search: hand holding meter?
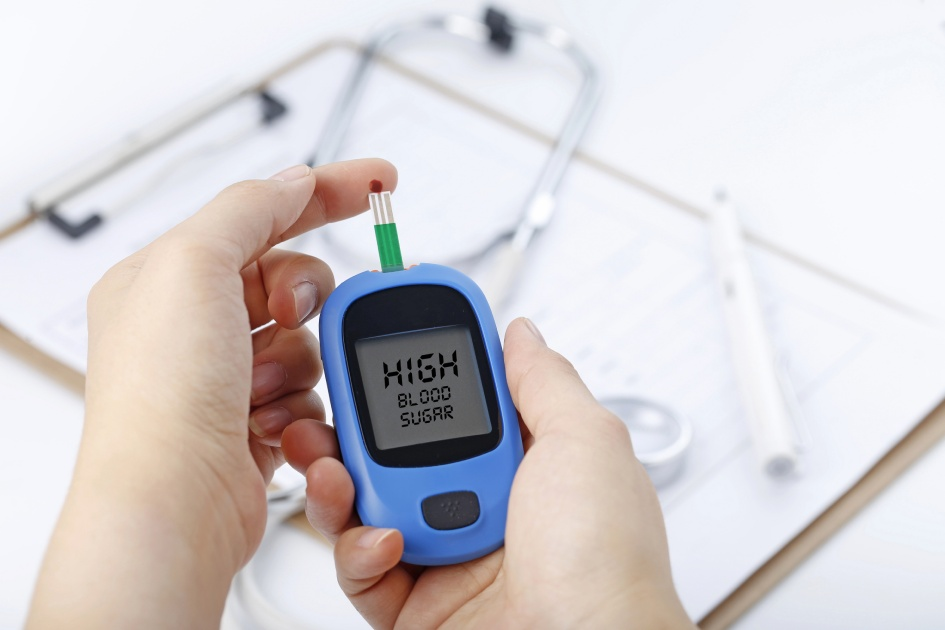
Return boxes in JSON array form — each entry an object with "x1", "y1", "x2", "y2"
[{"x1": 320, "y1": 185, "x2": 523, "y2": 565}]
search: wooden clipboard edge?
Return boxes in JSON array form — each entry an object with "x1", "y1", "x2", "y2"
[
  {"x1": 0, "y1": 212, "x2": 37, "y2": 241},
  {"x1": 699, "y1": 397, "x2": 945, "y2": 628}
]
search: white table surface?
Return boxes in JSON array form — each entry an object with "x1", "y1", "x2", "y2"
[{"x1": 3, "y1": 1, "x2": 945, "y2": 627}]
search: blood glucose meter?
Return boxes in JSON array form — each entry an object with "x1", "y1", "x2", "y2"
[{"x1": 319, "y1": 186, "x2": 523, "y2": 566}]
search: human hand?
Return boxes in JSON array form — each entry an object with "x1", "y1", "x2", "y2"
[
  {"x1": 283, "y1": 317, "x2": 694, "y2": 629},
  {"x1": 28, "y1": 159, "x2": 396, "y2": 628}
]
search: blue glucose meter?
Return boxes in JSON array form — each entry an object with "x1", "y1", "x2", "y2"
[{"x1": 319, "y1": 189, "x2": 523, "y2": 566}]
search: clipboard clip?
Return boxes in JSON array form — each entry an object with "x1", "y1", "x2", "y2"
[{"x1": 29, "y1": 89, "x2": 289, "y2": 239}]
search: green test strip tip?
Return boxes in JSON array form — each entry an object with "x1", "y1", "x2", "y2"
[
  {"x1": 369, "y1": 191, "x2": 405, "y2": 272},
  {"x1": 375, "y1": 222, "x2": 404, "y2": 272}
]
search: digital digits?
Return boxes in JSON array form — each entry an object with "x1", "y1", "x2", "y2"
[{"x1": 383, "y1": 350, "x2": 458, "y2": 389}]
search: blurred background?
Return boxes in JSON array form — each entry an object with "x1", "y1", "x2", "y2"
[{"x1": 3, "y1": 1, "x2": 945, "y2": 628}]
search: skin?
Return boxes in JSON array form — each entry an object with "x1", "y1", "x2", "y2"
[{"x1": 27, "y1": 159, "x2": 693, "y2": 629}]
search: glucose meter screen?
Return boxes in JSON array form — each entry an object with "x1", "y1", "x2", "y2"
[{"x1": 355, "y1": 325, "x2": 492, "y2": 451}]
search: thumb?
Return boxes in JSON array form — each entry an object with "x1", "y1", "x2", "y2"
[{"x1": 504, "y1": 318, "x2": 621, "y2": 442}]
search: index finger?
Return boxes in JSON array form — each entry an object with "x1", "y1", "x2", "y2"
[
  {"x1": 280, "y1": 158, "x2": 398, "y2": 242},
  {"x1": 169, "y1": 158, "x2": 397, "y2": 270}
]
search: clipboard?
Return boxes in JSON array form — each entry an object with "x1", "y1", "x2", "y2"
[{"x1": 3, "y1": 38, "x2": 945, "y2": 628}]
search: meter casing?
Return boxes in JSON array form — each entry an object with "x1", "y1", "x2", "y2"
[{"x1": 320, "y1": 264, "x2": 523, "y2": 565}]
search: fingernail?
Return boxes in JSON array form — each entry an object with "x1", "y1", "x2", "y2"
[
  {"x1": 292, "y1": 281, "x2": 318, "y2": 324},
  {"x1": 522, "y1": 317, "x2": 545, "y2": 345},
  {"x1": 251, "y1": 362, "x2": 287, "y2": 401},
  {"x1": 269, "y1": 164, "x2": 312, "y2": 182},
  {"x1": 249, "y1": 406, "x2": 292, "y2": 437},
  {"x1": 357, "y1": 528, "x2": 396, "y2": 549}
]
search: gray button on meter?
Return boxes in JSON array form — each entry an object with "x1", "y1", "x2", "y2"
[{"x1": 421, "y1": 491, "x2": 481, "y2": 530}]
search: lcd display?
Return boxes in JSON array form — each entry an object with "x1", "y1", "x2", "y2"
[{"x1": 355, "y1": 325, "x2": 492, "y2": 451}]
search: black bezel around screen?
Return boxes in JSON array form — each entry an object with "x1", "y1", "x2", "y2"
[{"x1": 343, "y1": 284, "x2": 502, "y2": 468}]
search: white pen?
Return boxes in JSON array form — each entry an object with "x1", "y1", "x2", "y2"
[{"x1": 711, "y1": 191, "x2": 799, "y2": 477}]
